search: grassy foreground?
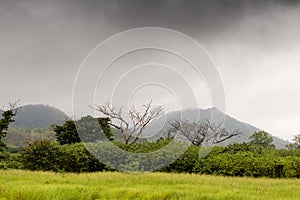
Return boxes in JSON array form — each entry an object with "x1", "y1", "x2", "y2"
[{"x1": 0, "y1": 170, "x2": 300, "y2": 200}]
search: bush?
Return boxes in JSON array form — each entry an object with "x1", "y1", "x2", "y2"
[
  {"x1": 0, "y1": 151, "x2": 22, "y2": 169},
  {"x1": 85, "y1": 139, "x2": 188, "y2": 172},
  {"x1": 161, "y1": 145, "x2": 199, "y2": 173},
  {"x1": 283, "y1": 156, "x2": 300, "y2": 178},
  {"x1": 20, "y1": 140, "x2": 61, "y2": 171},
  {"x1": 194, "y1": 151, "x2": 255, "y2": 176},
  {"x1": 59, "y1": 143, "x2": 105, "y2": 172},
  {"x1": 20, "y1": 140, "x2": 105, "y2": 172},
  {"x1": 16, "y1": 139, "x2": 300, "y2": 177}
]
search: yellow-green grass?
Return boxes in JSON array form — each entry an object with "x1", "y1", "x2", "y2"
[{"x1": 0, "y1": 170, "x2": 299, "y2": 200}]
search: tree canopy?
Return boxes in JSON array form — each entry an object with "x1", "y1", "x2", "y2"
[
  {"x1": 286, "y1": 134, "x2": 300, "y2": 150},
  {"x1": 249, "y1": 131, "x2": 275, "y2": 149},
  {"x1": 53, "y1": 115, "x2": 113, "y2": 145},
  {"x1": 0, "y1": 105, "x2": 17, "y2": 151}
]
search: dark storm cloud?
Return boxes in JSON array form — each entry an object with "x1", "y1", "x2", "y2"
[
  {"x1": 1, "y1": 0, "x2": 300, "y2": 140},
  {"x1": 80, "y1": 0, "x2": 300, "y2": 37},
  {"x1": 1, "y1": 0, "x2": 299, "y2": 48},
  {"x1": 4, "y1": 0, "x2": 296, "y2": 38}
]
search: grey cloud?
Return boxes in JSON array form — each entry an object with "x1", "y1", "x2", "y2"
[{"x1": 1, "y1": 0, "x2": 300, "y2": 140}]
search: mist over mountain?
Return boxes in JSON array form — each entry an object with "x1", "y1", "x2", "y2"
[
  {"x1": 11, "y1": 104, "x2": 69, "y2": 129},
  {"x1": 1, "y1": 104, "x2": 289, "y2": 149},
  {"x1": 143, "y1": 107, "x2": 289, "y2": 149}
]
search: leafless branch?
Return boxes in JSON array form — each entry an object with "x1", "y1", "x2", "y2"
[
  {"x1": 2, "y1": 99, "x2": 20, "y2": 115},
  {"x1": 94, "y1": 100, "x2": 165, "y2": 144},
  {"x1": 169, "y1": 119, "x2": 240, "y2": 146}
]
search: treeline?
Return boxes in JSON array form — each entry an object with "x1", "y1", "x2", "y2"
[
  {"x1": 1, "y1": 139, "x2": 300, "y2": 178},
  {"x1": 3, "y1": 127, "x2": 56, "y2": 150},
  {"x1": 1, "y1": 105, "x2": 300, "y2": 178}
]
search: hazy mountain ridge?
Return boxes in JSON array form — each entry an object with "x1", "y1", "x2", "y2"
[
  {"x1": 1, "y1": 105, "x2": 289, "y2": 149},
  {"x1": 143, "y1": 107, "x2": 289, "y2": 149},
  {"x1": 11, "y1": 104, "x2": 69, "y2": 129}
]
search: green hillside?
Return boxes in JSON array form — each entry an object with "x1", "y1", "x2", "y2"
[
  {"x1": 1, "y1": 104, "x2": 68, "y2": 149},
  {"x1": 11, "y1": 104, "x2": 68, "y2": 129},
  {"x1": 144, "y1": 107, "x2": 289, "y2": 149}
]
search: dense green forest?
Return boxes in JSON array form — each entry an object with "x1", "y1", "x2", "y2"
[
  {"x1": 1, "y1": 138, "x2": 300, "y2": 178},
  {"x1": 1, "y1": 105, "x2": 300, "y2": 178},
  {"x1": 3, "y1": 128, "x2": 56, "y2": 150}
]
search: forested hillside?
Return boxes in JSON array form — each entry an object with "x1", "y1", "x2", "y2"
[
  {"x1": 1, "y1": 104, "x2": 67, "y2": 149},
  {"x1": 11, "y1": 104, "x2": 68, "y2": 129},
  {"x1": 144, "y1": 107, "x2": 289, "y2": 148}
]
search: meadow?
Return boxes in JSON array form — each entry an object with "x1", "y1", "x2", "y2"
[{"x1": 0, "y1": 170, "x2": 300, "y2": 200}]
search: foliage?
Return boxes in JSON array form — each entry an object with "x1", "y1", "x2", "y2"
[
  {"x1": 0, "y1": 108, "x2": 17, "y2": 151},
  {"x1": 222, "y1": 142, "x2": 253, "y2": 153},
  {"x1": 20, "y1": 140, "x2": 105, "y2": 172},
  {"x1": 5, "y1": 133, "x2": 300, "y2": 178},
  {"x1": 193, "y1": 145, "x2": 300, "y2": 178},
  {"x1": 76, "y1": 116, "x2": 114, "y2": 142},
  {"x1": 162, "y1": 145, "x2": 199, "y2": 173},
  {"x1": 85, "y1": 138, "x2": 186, "y2": 172},
  {"x1": 3, "y1": 127, "x2": 55, "y2": 149},
  {"x1": 249, "y1": 131, "x2": 275, "y2": 149},
  {"x1": 58, "y1": 143, "x2": 105, "y2": 172},
  {"x1": 54, "y1": 116, "x2": 114, "y2": 145},
  {"x1": 20, "y1": 140, "x2": 62, "y2": 171},
  {"x1": 54, "y1": 120, "x2": 80, "y2": 145},
  {"x1": 286, "y1": 134, "x2": 300, "y2": 150},
  {"x1": 0, "y1": 151, "x2": 22, "y2": 169}
]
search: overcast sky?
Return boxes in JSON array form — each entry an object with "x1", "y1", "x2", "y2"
[{"x1": 1, "y1": 0, "x2": 300, "y2": 141}]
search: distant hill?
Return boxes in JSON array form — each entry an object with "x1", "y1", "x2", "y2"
[
  {"x1": 3, "y1": 127, "x2": 56, "y2": 149},
  {"x1": 11, "y1": 104, "x2": 69, "y2": 129},
  {"x1": 143, "y1": 107, "x2": 289, "y2": 149},
  {"x1": 1, "y1": 105, "x2": 289, "y2": 149}
]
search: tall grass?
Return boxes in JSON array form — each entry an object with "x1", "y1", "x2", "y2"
[{"x1": 0, "y1": 170, "x2": 299, "y2": 200}]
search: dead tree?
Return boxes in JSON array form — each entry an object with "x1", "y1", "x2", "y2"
[
  {"x1": 169, "y1": 119, "x2": 241, "y2": 146},
  {"x1": 94, "y1": 100, "x2": 165, "y2": 144}
]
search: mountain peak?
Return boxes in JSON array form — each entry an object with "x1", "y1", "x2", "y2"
[
  {"x1": 11, "y1": 104, "x2": 69, "y2": 129},
  {"x1": 145, "y1": 107, "x2": 289, "y2": 149}
]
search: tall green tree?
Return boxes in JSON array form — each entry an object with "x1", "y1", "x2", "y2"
[
  {"x1": 75, "y1": 116, "x2": 114, "y2": 142},
  {"x1": 0, "y1": 106, "x2": 17, "y2": 151},
  {"x1": 249, "y1": 131, "x2": 275, "y2": 149},
  {"x1": 54, "y1": 120, "x2": 80, "y2": 145},
  {"x1": 97, "y1": 117, "x2": 114, "y2": 141},
  {"x1": 54, "y1": 116, "x2": 113, "y2": 145},
  {"x1": 286, "y1": 134, "x2": 300, "y2": 150}
]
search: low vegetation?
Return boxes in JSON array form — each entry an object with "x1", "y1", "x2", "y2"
[
  {"x1": 1, "y1": 139, "x2": 295, "y2": 178},
  {"x1": 1, "y1": 103, "x2": 300, "y2": 199},
  {"x1": 0, "y1": 170, "x2": 300, "y2": 200},
  {"x1": 0, "y1": 104, "x2": 300, "y2": 177}
]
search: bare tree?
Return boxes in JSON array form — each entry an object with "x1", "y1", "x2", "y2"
[
  {"x1": 169, "y1": 119, "x2": 241, "y2": 146},
  {"x1": 94, "y1": 100, "x2": 165, "y2": 144}
]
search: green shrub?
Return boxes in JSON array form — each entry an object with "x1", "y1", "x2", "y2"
[
  {"x1": 161, "y1": 145, "x2": 199, "y2": 173},
  {"x1": 20, "y1": 140, "x2": 61, "y2": 171},
  {"x1": 59, "y1": 143, "x2": 105, "y2": 172},
  {"x1": 0, "y1": 151, "x2": 22, "y2": 169},
  {"x1": 20, "y1": 140, "x2": 105, "y2": 172},
  {"x1": 16, "y1": 139, "x2": 300, "y2": 177}
]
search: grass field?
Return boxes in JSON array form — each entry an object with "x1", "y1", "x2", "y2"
[{"x1": 0, "y1": 170, "x2": 300, "y2": 200}]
